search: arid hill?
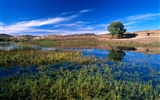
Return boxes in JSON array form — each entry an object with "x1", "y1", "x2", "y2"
[
  {"x1": 134, "y1": 30, "x2": 160, "y2": 36},
  {"x1": 1, "y1": 29, "x2": 159, "y2": 44},
  {"x1": 97, "y1": 29, "x2": 160, "y2": 43}
]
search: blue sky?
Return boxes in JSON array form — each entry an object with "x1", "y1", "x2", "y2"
[{"x1": 0, "y1": 0, "x2": 159, "y2": 36}]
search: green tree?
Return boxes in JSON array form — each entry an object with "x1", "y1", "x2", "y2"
[{"x1": 107, "y1": 21, "x2": 126, "y2": 39}]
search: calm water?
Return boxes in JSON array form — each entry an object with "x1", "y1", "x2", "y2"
[
  {"x1": 0, "y1": 42, "x2": 160, "y2": 77},
  {"x1": 0, "y1": 42, "x2": 19, "y2": 50},
  {"x1": 0, "y1": 42, "x2": 55, "y2": 50},
  {"x1": 65, "y1": 48, "x2": 160, "y2": 70}
]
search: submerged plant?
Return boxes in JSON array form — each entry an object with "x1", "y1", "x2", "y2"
[
  {"x1": 0, "y1": 64, "x2": 159, "y2": 100},
  {"x1": 0, "y1": 46, "x2": 160, "y2": 100}
]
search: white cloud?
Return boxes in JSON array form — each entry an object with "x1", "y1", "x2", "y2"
[
  {"x1": 0, "y1": 22, "x2": 3, "y2": 34},
  {"x1": 54, "y1": 21, "x2": 89, "y2": 28},
  {"x1": 109, "y1": 13, "x2": 160, "y2": 32},
  {"x1": 62, "y1": 9, "x2": 92, "y2": 15},
  {"x1": 123, "y1": 22, "x2": 136, "y2": 26},
  {"x1": 80, "y1": 9, "x2": 93, "y2": 13},
  {"x1": 61, "y1": 9, "x2": 92, "y2": 17},
  {"x1": 55, "y1": 23, "x2": 79, "y2": 27},
  {"x1": 1, "y1": 15, "x2": 76, "y2": 34},
  {"x1": 86, "y1": 26, "x2": 94, "y2": 30},
  {"x1": 96, "y1": 31, "x2": 109, "y2": 34},
  {"x1": 62, "y1": 11, "x2": 74, "y2": 15},
  {"x1": 0, "y1": 9, "x2": 109, "y2": 36},
  {"x1": 76, "y1": 21, "x2": 90, "y2": 24},
  {"x1": 0, "y1": 9, "x2": 94, "y2": 35},
  {"x1": 54, "y1": 22, "x2": 109, "y2": 35},
  {"x1": 54, "y1": 30, "x2": 108, "y2": 35},
  {"x1": 126, "y1": 13, "x2": 160, "y2": 20},
  {"x1": 13, "y1": 17, "x2": 71, "y2": 27}
]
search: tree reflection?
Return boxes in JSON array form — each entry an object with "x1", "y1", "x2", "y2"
[{"x1": 107, "y1": 50, "x2": 126, "y2": 62}]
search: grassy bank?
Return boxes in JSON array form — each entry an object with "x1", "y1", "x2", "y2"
[
  {"x1": 0, "y1": 46, "x2": 92, "y2": 67},
  {"x1": 27, "y1": 39, "x2": 160, "y2": 48}
]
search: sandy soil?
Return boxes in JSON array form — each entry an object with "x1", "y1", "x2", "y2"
[
  {"x1": 46, "y1": 30, "x2": 160, "y2": 44},
  {"x1": 97, "y1": 36, "x2": 160, "y2": 43},
  {"x1": 48, "y1": 30, "x2": 160, "y2": 54},
  {"x1": 96, "y1": 30, "x2": 160, "y2": 43}
]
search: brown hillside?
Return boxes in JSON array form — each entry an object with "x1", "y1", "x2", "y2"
[
  {"x1": 97, "y1": 30, "x2": 160, "y2": 44},
  {"x1": 134, "y1": 30, "x2": 160, "y2": 36}
]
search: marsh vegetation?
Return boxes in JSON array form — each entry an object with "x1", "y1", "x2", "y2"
[
  {"x1": 28, "y1": 39, "x2": 160, "y2": 48},
  {"x1": 0, "y1": 46, "x2": 92, "y2": 67},
  {"x1": 0, "y1": 42, "x2": 160, "y2": 99},
  {"x1": 1, "y1": 64, "x2": 160, "y2": 99}
]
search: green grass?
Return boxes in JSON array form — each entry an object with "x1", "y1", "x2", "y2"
[
  {"x1": 0, "y1": 46, "x2": 160, "y2": 99},
  {"x1": 30, "y1": 39, "x2": 56, "y2": 47},
  {"x1": 27, "y1": 39, "x2": 160, "y2": 48},
  {"x1": 0, "y1": 64, "x2": 159, "y2": 100},
  {"x1": 0, "y1": 46, "x2": 92, "y2": 67}
]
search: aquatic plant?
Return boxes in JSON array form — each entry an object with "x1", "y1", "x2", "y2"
[
  {"x1": 0, "y1": 47, "x2": 92, "y2": 67},
  {"x1": 0, "y1": 64, "x2": 159, "y2": 100},
  {"x1": 0, "y1": 45, "x2": 160, "y2": 100}
]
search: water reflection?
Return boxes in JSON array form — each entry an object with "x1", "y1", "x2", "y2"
[
  {"x1": 0, "y1": 42, "x2": 12, "y2": 47},
  {"x1": 107, "y1": 50, "x2": 126, "y2": 62},
  {"x1": 0, "y1": 42, "x2": 55, "y2": 51},
  {"x1": 117, "y1": 46, "x2": 137, "y2": 51},
  {"x1": 0, "y1": 42, "x2": 17, "y2": 50}
]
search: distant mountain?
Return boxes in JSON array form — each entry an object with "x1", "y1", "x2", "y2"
[
  {"x1": 0, "y1": 34, "x2": 13, "y2": 41},
  {"x1": 9, "y1": 35, "x2": 38, "y2": 41},
  {"x1": 22, "y1": 35, "x2": 37, "y2": 38}
]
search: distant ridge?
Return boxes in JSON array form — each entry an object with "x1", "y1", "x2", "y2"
[
  {"x1": 0, "y1": 34, "x2": 13, "y2": 41},
  {"x1": 21, "y1": 35, "x2": 37, "y2": 38}
]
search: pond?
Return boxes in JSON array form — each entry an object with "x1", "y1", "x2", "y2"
[
  {"x1": 0, "y1": 42, "x2": 55, "y2": 50},
  {"x1": 0, "y1": 42, "x2": 160, "y2": 99},
  {"x1": 65, "y1": 48, "x2": 160, "y2": 70},
  {"x1": 0, "y1": 42, "x2": 160, "y2": 72},
  {"x1": 0, "y1": 42, "x2": 19, "y2": 50}
]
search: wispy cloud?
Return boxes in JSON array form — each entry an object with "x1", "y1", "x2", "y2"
[
  {"x1": 1, "y1": 9, "x2": 93, "y2": 35},
  {"x1": 110, "y1": 13, "x2": 160, "y2": 32},
  {"x1": 62, "y1": 11, "x2": 74, "y2": 15},
  {"x1": 96, "y1": 24, "x2": 109, "y2": 27},
  {"x1": 54, "y1": 21, "x2": 109, "y2": 34},
  {"x1": 62, "y1": 9, "x2": 92, "y2": 15},
  {"x1": 1, "y1": 16, "x2": 73, "y2": 34},
  {"x1": 80, "y1": 9, "x2": 93, "y2": 13},
  {"x1": 123, "y1": 22, "x2": 136, "y2": 26},
  {"x1": 85, "y1": 26, "x2": 94, "y2": 30},
  {"x1": 126, "y1": 13, "x2": 160, "y2": 20},
  {"x1": 13, "y1": 17, "x2": 71, "y2": 27},
  {"x1": 54, "y1": 21, "x2": 89, "y2": 28},
  {"x1": 54, "y1": 30, "x2": 108, "y2": 35}
]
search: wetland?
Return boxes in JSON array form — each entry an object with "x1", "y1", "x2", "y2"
[{"x1": 0, "y1": 41, "x2": 160, "y2": 99}]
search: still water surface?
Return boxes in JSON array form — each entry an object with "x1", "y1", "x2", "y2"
[{"x1": 0, "y1": 42, "x2": 160, "y2": 77}]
